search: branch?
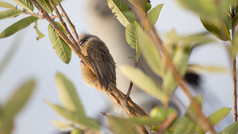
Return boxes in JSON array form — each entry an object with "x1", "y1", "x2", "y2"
[
  {"x1": 126, "y1": 60, "x2": 139, "y2": 99},
  {"x1": 49, "y1": 0, "x2": 78, "y2": 49},
  {"x1": 58, "y1": 3, "x2": 80, "y2": 43},
  {"x1": 231, "y1": 5, "x2": 237, "y2": 122},
  {"x1": 123, "y1": 0, "x2": 216, "y2": 133},
  {"x1": 23, "y1": 10, "x2": 43, "y2": 18},
  {"x1": 30, "y1": 0, "x2": 148, "y2": 118}
]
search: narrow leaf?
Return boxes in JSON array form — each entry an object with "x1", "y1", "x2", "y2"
[
  {"x1": 127, "y1": 116, "x2": 163, "y2": 126},
  {"x1": 208, "y1": 107, "x2": 231, "y2": 126},
  {"x1": 108, "y1": 116, "x2": 139, "y2": 134},
  {"x1": 13, "y1": 0, "x2": 34, "y2": 13},
  {"x1": 187, "y1": 64, "x2": 228, "y2": 74},
  {"x1": 120, "y1": 65, "x2": 168, "y2": 104},
  {"x1": 46, "y1": 102, "x2": 99, "y2": 130},
  {"x1": 107, "y1": 0, "x2": 136, "y2": 27},
  {"x1": 55, "y1": 72, "x2": 85, "y2": 117},
  {"x1": 219, "y1": 122, "x2": 238, "y2": 134},
  {"x1": 34, "y1": 21, "x2": 44, "y2": 40},
  {"x1": 3, "y1": 80, "x2": 35, "y2": 121},
  {"x1": 0, "y1": 9, "x2": 23, "y2": 20},
  {"x1": 36, "y1": 0, "x2": 53, "y2": 13},
  {"x1": 176, "y1": 0, "x2": 217, "y2": 18},
  {"x1": 48, "y1": 23, "x2": 72, "y2": 64},
  {"x1": 0, "y1": 16, "x2": 38, "y2": 38},
  {"x1": 0, "y1": 1, "x2": 15, "y2": 8},
  {"x1": 52, "y1": 120, "x2": 71, "y2": 129},
  {"x1": 135, "y1": 22, "x2": 163, "y2": 77},
  {"x1": 201, "y1": 18, "x2": 230, "y2": 41},
  {"x1": 148, "y1": 4, "x2": 163, "y2": 26}
]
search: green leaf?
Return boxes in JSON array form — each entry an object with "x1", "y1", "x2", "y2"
[
  {"x1": 46, "y1": 101, "x2": 99, "y2": 130},
  {"x1": 163, "y1": 31, "x2": 210, "y2": 93},
  {"x1": 107, "y1": 0, "x2": 137, "y2": 27},
  {"x1": 51, "y1": 120, "x2": 71, "y2": 129},
  {"x1": 176, "y1": 0, "x2": 217, "y2": 18},
  {"x1": 180, "y1": 32, "x2": 214, "y2": 47},
  {"x1": 0, "y1": 34, "x2": 21, "y2": 76},
  {"x1": 125, "y1": 22, "x2": 141, "y2": 62},
  {"x1": 187, "y1": 64, "x2": 228, "y2": 74},
  {"x1": 55, "y1": 72, "x2": 85, "y2": 117},
  {"x1": 0, "y1": 9, "x2": 23, "y2": 20},
  {"x1": 3, "y1": 80, "x2": 35, "y2": 121},
  {"x1": 48, "y1": 23, "x2": 72, "y2": 64},
  {"x1": 127, "y1": 116, "x2": 163, "y2": 126},
  {"x1": 208, "y1": 107, "x2": 231, "y2": 126},
  {"x1": 36, "y1": 0, "x2": 53, "y2": 13},
  {"x1": 148, "y1": 4, "x2": 163, "y2": 26},
  {"x1": 108, "y1": 116, "x2": 139, "y2": 134},
  {"x1": 219, "y1": 122, "x2": 238, "y2": 134},
  {"x1": 232, "y1": 13, "x2": 238, "y2": 28},
  {"x1": 0, "y1": 1, "x2": 15, "y2": 8},
  {"x1": 231, "y1": 29, "x2": 238, "y2": 56},
  {"x1": 172, "y1": 116, "x2": 196, "y2": 134},
  {"x1": 34, "y1": 21, "x2": 45, "y2": 40},
  {"x1": 163, "y1": 46, "x2": 191, "y2": 93},
  {"x1": 0, "y1": 16, "x2": 38, "y2": 38},
  {"x1": 135, "y1": 22, "x2": 164, "y2": 77},
  {"x1": 120, "y1": 65, "x2": 168, "y2": 104},
  {"x1": 201, "y1": 18, "x2": 230, "y2": 41},
  {"x1": 12, "y1": 0, "x2": 34, "y2": 13},
  {"x1": 125, "y1": 23, "x2": 136, "y2": 49}
]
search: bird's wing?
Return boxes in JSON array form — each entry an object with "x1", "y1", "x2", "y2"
[{"x1": 86, "y1": 40, "x2": 115, "y2": 90}]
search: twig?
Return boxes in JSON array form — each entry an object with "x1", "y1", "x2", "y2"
[
  {"x1": 126, "y1": 60, "x2": 139, "y2": 99},
  {"x1": 49, "y1": 0, "x2": 78, "y2": 49},
  {"x1": 23, "y1": 11, "x2": 43, "y2": 18},
  {"x1": 30, "y1": 0, "x2": 148, "y2": 118},
  {"x1": 156, "y1": 111, "x2": 177, "y2": 134},
  {"x1": 123, "y1": 0, "x2": 216, "y2": 133},
  {"x1": 58, "y1": 3, "x2": 80, "y2": 43},
  {"x1": 231, "y1": 5, "x2": 237, "y2": 122}
]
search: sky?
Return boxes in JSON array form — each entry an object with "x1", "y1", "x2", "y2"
[{"x1": 0, "y1": 0, "x2": 235, "y2": 133}]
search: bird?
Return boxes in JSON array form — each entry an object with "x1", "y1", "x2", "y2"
[{"x1": 78, "y1": 34, "x2": 116, "y2": 92}]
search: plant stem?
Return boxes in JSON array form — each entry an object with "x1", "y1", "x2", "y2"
[
  {"x1": 126, "y1": 60, "x2": 139, "y2": 99},
  {"x1": 233, "y1": 58, "x2": 237, "y2": 122},
  {"x1": 231, "y1": 5, "x2": 237, "y2": 122}
]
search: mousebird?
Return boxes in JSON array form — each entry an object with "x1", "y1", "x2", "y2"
[{"x1": 79, "y1": 34, "x2": 116, "y2": 92}]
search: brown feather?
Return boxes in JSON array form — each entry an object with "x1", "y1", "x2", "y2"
[{"x1": 79, "y1": 34, "x2": 116, "y2": 91}]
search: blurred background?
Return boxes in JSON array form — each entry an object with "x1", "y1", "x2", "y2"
[{"x1": 0, "y1": 0, "x2": 234, "y2": 133}]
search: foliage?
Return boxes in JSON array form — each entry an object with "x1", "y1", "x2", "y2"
[{"x1": 0, "y1": 0, "x2": 238, "y2": 134}]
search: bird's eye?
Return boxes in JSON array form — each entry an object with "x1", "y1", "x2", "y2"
[{"x1": 79, "y1": 37, "x2": 89, "y2": 46}]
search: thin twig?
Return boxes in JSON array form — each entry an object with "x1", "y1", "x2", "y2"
[
  {"x1": 23, "y1": 11, "x2": 43, "y2": 18},
  {"x1": 231, "y1": 5, "x2": 237, "y2": 122},
  {"x1": 126, "y1": 60, "x2": 139, "y2": 99},
  {"x1": 49, "y1": 0, "x2": 78, "y2": 49},
  {"x1": 58, "y1": 3, "x2": 80, "y2": 43},
  {"x1": 30, "y1": 0, "x2": 148, "y2": 118},
  {"x1": 123, "y1": 0, "x2": 216, "y2": 133},
  {"x1": 156, "y1": 111, "x2": 177, "y2": 134},
  {"x1": 233, "y1": 58, "x2": 237, "y2": 122}
]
